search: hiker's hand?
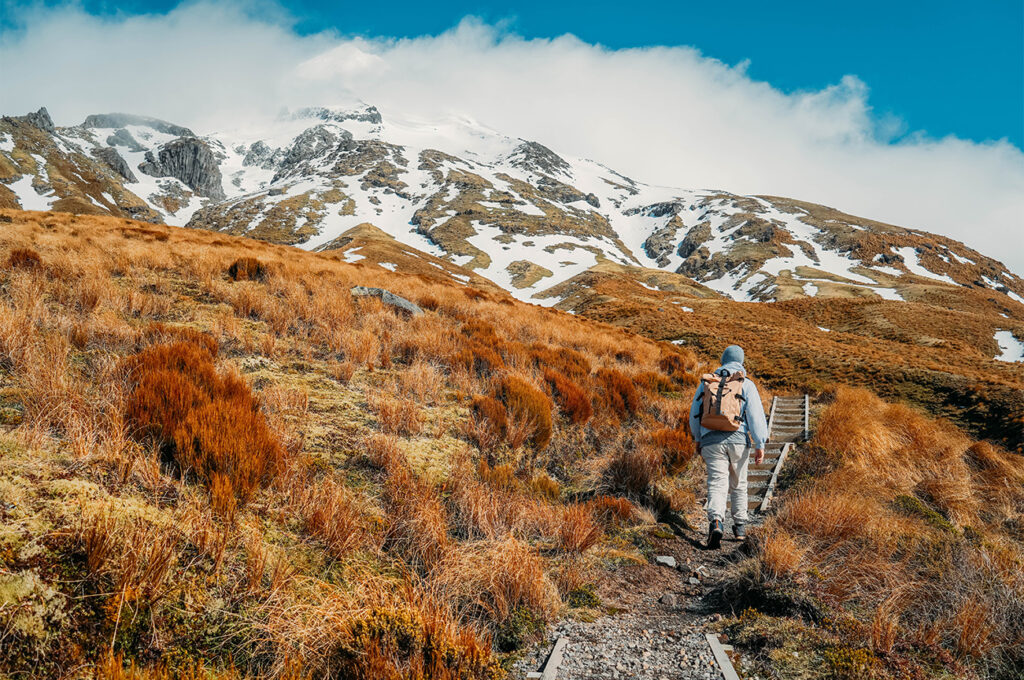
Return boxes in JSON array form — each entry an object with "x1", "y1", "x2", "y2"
[{"x1": 754, "y1": 448, "x2": 764, "y2": 465}]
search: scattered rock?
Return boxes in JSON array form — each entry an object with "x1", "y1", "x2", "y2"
[
  {"x1": 350, "y1": 286, "x2": 423, "y2": 316},
  {"x1": 688, "y1": 577, "x2": 701, "y2": 586},
  {"x1": 659, "y1": 593, "x2": 676, "y2": 606},
  {"x1": 654, "y1": 555, "x2": 676, "y2": 569}
]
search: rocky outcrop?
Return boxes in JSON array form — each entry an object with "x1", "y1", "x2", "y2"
[
  {"x1": 91, "y1": 146, "x2": 137, "y2": 182},
  {"x1": 242, "y1": 141, "x2": 284, "y2": 169},
  {"x1": 106, "y1": 128, "x2": 145, "y2": 152},
  {"x1": 350, "y1": 286, "x2": 422, "y2": 315},
  {"x1": 293, "y1": 105, "x2": 383, "y2": 125},
  {"x1": 82, "y1": 113, "x2": 194, "y2": 137},
  {"x1": 507, "y1": 141, "x2": 572, "y2": 178},
  {"x1": 273, "y1": 125, "x2": 351, "y2": 180},
  {"x1": 138, "y1": 138, "x2": 224, "y2": 199},
  {"x1": 2, "y1": 107, "x2": 56, "y2": 133}
]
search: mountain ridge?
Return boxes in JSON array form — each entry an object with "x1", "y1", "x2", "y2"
[{"x1": 1, "y1": 105, "x2": 1022, "y2": 313}]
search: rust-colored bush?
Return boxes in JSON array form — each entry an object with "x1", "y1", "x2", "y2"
[
  {"x1": 478, "y1": 458, "x2": 516, "y2": 491},
  {"x1": 123, "y1": 340, "x2": 286, "y2": 511},
  {"x1": 144, "y1": 322, "x2": 218, "y2": 356},
  {"x1": 495, "y1": 374, "x2": 553, "y2": 450},
  {"x1": 596, "y1": 367, "x2": 641, "y2": 418},
  {"x1": 604, "y1": 443, "x2": 662, "y2": 495},
  {"x1": 227, "y1": 257, "x2": 267, "y2": 281},
  {"x1": 557, "y1": 504, "x2": 603, "y2": 554},
  {"x1": 633, "y1": 370, "x2": 674, "y2": 394},
  {"x1": 651, "y1": 427, "x2": 694, "y2": 473},
  {"x1": 543, "y1": 367, "x2": 593, "y2": 425},
  {"x1": 469, "y1": 395, "x2": 507, "y2": 451},
  {"x1": 529, "y1": 472, "x2": 560, "y2": 500},
  {"x1": 6, "y1": 247, "x2": 42, "y2": 269},
  {"x1": 530, "y1": 343, "x2": 591, "y2": 379},
  {"x1": 588, "y1": 495, "x2": 636, "y2": 526}
]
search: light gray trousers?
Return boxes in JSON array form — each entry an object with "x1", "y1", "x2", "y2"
[{"x1": 700, "y1": 441, "x2": 750, "y2": 524}]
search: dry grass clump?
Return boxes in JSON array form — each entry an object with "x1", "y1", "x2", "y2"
[
  {"x1": 731, "y1": 387, "x2": 1024, "y2": 679},
  {"x1": 494, "y1": 374, "x2": 552, "y2": 450},
  {"x1": 368, "y1": 392, "x2": 424, "y2": 436},
  {"x1": 604, "y1": 442, "x2": 663, "y2": 496},
  {"x1": 124, "y1": 340, "x2": 286, "y2": 515},
  {"x1": 6, "y1": 246, "x2": 42, "y2": 269},
  {"x1": 542, "y1": 367, "x2": 593, "y2": 425},
  {"x1": 227, "y1": 256, "x2": 267, "y2": 281},
  {"x1": 595, "y1": 367, "x2": 641, "y2": 418}
]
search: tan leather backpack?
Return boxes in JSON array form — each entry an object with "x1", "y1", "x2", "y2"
[{"x1": 699, "y1": 371, "x2": 746, "y2": 431}]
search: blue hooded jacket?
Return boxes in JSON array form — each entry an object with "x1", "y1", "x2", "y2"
[{"x1": 688, "y1": 345, "x2": 769, "y2": 449}]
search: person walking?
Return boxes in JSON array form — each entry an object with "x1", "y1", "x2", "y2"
[{"x1": 688, "y1": 345, "x2": 768, "y2": 549}]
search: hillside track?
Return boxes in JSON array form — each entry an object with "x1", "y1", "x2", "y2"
[{"x1": 515, "y1": 396, "x2": 810, "y2": 680}]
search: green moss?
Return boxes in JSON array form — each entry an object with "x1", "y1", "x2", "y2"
[
  {"x1": 893, "y1": 494, "x2": 957, "y2": 533},
  {"x1": 566, "y1": 583, "x2": 600, "y2": 609},
  {"x1": 822, "y1": 646, "x2": 877, "y2": 679},
  {"x1": 494, "y1": 607, "x2": 545, "y2": 652}
]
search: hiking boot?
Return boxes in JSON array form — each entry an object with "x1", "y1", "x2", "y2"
[
  {"x1": 734, "y1": 523, "x2": 746, "y2": 540},
  {"x1": 707, "y1": 520, "x2": 723, "y2": 549}
]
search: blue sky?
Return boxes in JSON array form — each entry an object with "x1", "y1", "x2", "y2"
[{"x1": 8, "y1": 0, "x2": 1022, "y2": 148}]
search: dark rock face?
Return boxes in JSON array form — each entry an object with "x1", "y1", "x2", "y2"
[
  {"x1": 274, "y1": 125, "x2": 350, "y2": 180},
  {"x1": 3, "y1": 107, "x2": 56, "y2": 133},
  {"x1": 105, "y1": 128, "x2": 145, "y2": 152},
  {"x1": 643, "y1": 214, "x2": 687, "y2": 267},
  {"x1": 82, "y1": 113, "x2": 194, "y2": 137},
  {"x1": 91, "y1": 146, "x2": 137, "y2": 182},
  {"x1": 138, "y1": 137, "x2": 224, "y2": 199},
  {"x1": 242, "y1": 141, "x2": 284, "y2": 169}
]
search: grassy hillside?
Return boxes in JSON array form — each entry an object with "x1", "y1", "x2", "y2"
[
  {"x1": 0, "y1": 209, "x2": 1020, "y2": 680},
  {"x1": 0, "y1": 209, "x2": 713, "y2": 678}
]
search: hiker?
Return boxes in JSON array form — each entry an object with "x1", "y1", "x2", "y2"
[{"x1": 688, "y1": 345, "x2": 768, "y2": 549}]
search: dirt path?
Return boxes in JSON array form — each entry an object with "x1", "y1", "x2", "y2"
[{"x1": 515, "y1": 517, "x2": 756, "y2": 680}]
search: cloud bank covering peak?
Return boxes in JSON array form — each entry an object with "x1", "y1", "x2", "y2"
[{"x1": 2, "y1": 1, "x2": 1022, "y2": 273}]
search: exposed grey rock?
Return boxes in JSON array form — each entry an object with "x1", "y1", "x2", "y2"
[
  {"x1": 654, "y1": 555, "x2": 676, "y2": 569},
  {"x1": 82, "y1": 113, "x2": 194, "y2": 137},
  {"x1": 659, "y1": 593, "x2": 677, "y2": 606},
  {"x1": 292, "y1": 105, "x2": 383, "y2": 125},
  {"x1": 3, "y1": 107, "x2": 56, "y2": 133},
  {"x1": 275, "y1": 125, "x2": 349, "y2": 179},
  {"x1": 585, "y1": 193, "x2": 601, "y2": 209},
  {"x1": 242, "y1": 140, "x2": 285, "y2": 169},
  {"x1": 105, "y1": 128, "x2": 146, "y2": 152},
  {"x1": 138, "y1": 137, "x2": 224, "y2": 199},
  {"x1": 350, "y1": 286, "x2": 423, "y2": 316},
  {"x1": 91, "y1": 146, "x2": 137, "y2": 182},
  {"x1": 688, "y1": 577, "x2": 701, "y2": 586}
]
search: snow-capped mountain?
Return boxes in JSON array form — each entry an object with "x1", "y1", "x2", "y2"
[{"x1": 2, "y1": 105, "x2": 1022, "y2": 308}]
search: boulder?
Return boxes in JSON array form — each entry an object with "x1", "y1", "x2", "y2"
[
  {"x1": 654, "y1": 555, "x2": 676, "y2": 569},
  {"x1": 350, "y1": 286, "x2": 423, "y2": 316}
]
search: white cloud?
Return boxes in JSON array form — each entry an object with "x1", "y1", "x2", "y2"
[{"x1": 1, "y1": 2, "x2": 1022, "y2": 274}]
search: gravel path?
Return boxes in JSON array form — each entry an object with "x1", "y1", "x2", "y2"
[{"x1": 515, "y1": 518, "x2": 755, "y2": 680}]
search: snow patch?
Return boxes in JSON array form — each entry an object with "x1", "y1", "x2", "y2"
[
  {"x1": 994, "y1": 331, "x2": 1024, "y2": 362},
  {"x1": 0, "y1": 134, "x2": 13, "y2": 153},
  {"x1": 378, "y1": 262, "x2": 397, "y2": 272},
  {"x1": 894, "y1": 247, "x2": 958, "y2": 285}
]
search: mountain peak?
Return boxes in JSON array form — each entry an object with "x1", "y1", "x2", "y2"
[{"x1": 81, "y1": 112, "x2": 194, "y2": 138}]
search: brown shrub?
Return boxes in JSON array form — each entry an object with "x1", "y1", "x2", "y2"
[
  {"x1": 6, "y1": 247, "x2": 42, "y2": 269},
  {"x1": 477, "y1": 458, "x2": 516, "y2": 491},
  {"x1": 543, "y1": 367, "x2": 593, "y2": 425},
  {"x1": 227, "y1": 256, "x2": 267, "y2": 281},
  {"x1": 633, "y1": 370, "x2": 674, "y2": 394},
  {"x1": 494, "y1": 374, "x2": 553, "y2": 450},
  {"x1": 530, "y1": 343, "x2": 591, "y2": 379},
  {"x1": 605, "y1": 443, "x2": 662, "y2": 495},
  {"x1": 558, "y1": 504, "x2": 603, "y2": 554},
  {"x1": 468, "y1": 395, "x2": 507, "y2": 451},
  {"x1": 123, "y1": 340, "x2": 286, "y2": 511},
  {"x1": 588, "y1": 495, "x2": 635, "y2": 526},
  {"x1": 651, "y1": 427, "x2": 694, "y2": 473},
  {"x1": 596, "y1": 367, "x2": 641, "y2": 418}
]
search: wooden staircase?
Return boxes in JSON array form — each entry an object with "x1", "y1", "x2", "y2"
[{"x1": 731, "y1": 394, "x2": 808, "y2": 512}]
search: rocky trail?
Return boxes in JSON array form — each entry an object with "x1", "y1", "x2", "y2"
[
  {"x1": 514, "y1": 396, "x2": 809, "y2": 680},
  {"x1": 514, "y1": 519, "x2": 757, "y2": 680}
]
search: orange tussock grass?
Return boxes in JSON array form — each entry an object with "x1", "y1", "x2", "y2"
[
  {"x1": 542, "y1": 367, "x2": 593, "y2": 425},
  {"x1": 369, "y1": 392, "x2": 424, "y2": 436},
  {"x1": 123, "y1": 340, "x2": 287, "y2": 512},
  {"x1": 383, "y1": 465, "x2": 452, "y2": 567},
  {"x1": 434, "y1": 537, "x2": 559, "y2": 631},
  {"x1": 7, "y1": 246, "x2": 42, "y2": 269},
  {"x1": 557, "y1": 504, "x2": 603, "y2": 554},
  {"x1": 588, "y1": 495, "x2": 636, "y2": 526},
  {"x1": 604, "y1": 442, "x2": 663, "y2": 495},
  {"x1": 595, "y1": 367, "x2": 641, "y2": 418},
  {"x1": 651, "y1": 427, "x2": 694, "y2": 473},
  {"x1": 529, "y1": 342, "x2": 591, "y2": 379},
  {"x1": 227, "y1": 256, "x2": 267, "y2": 281},
  {"x1": 494, "y1": 373, "x2": 553, "y2": 450},
  {"x1": 468, "y1": 394, "x2": 507, "y2": 451},
  {"x1": 292, "y1": 477, "x2": 371, "y2": 560}
]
